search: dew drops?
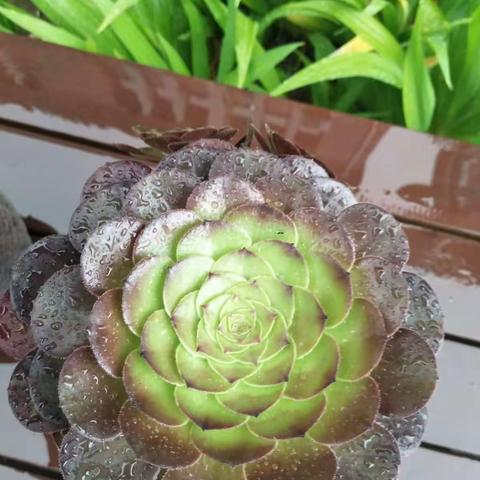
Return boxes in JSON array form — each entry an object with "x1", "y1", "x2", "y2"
[
  {"x1": 187, "y1": 176, "x2": 264, "y2": 221},
  {"x1": 334, "y1": 424, "x2": 400, "y2": 480},
  {"x1": 124, "y1": 169, "x2": 200, "y2": 222},
  {"x1": 28, "y1": 349, "x2": 68, "y2": 427},
  {"x1": 403, "y1": 272, "x2": 444, "y2": 354},
  {"x1": 10, "y1": 235, "x2": 80, "y2": 324},
  {"x1": 70, "y1": 184, "x2": 130, "y2": 252},
  {"x1": 81, "y1": 160, "x2": 152, "y2": 201},
  {"x1": 0, "y1": 291, "x2": 35, "y2": 360},
  {"x1": 377, "y1": 407, "x2": 428, "y2": 457},
  {"x1": 31, "y1": 265, "x2": 95, "y2": 358},
  {"x1": 60, "y1": 427, "x2": 160, "y2": 480},
  {"x1": 156, "y1": 138, "x2": 235, "y2": 179},
  {"x1": 339, "y1": 203, "x2": 409, "y2": 267},
  {"x1": 81, "y1": 218, "x2": 144, "y2": 296}
]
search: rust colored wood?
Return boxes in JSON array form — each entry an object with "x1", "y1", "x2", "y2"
[{"x1": 0, "y1": 34, "x2": 479, "y2": 237}]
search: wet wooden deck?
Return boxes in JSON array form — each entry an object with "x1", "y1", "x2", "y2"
[{"x1": 0, "y1": 33, "x2": 479, "y2": 479}]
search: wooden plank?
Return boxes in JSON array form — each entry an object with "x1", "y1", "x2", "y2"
[
  {"x1": 424, "y1": 341, "x2": 480, "y2": 455},
  {"x1": 0, "y1": 130, "x2": 110, "y2": 231},
  {"x1": 0, "y1": 34, "x2": 479, "y2": 236},
  {"x1": 400, "y1": 449, "x2": 480, "y2": 480},
  {"x1": 0, "y1": 465, "x2": 50, "y2": 479}
]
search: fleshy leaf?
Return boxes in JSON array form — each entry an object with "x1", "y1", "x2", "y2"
[
  {"x1": 246, "y1": 343, "x2": 294, "y2": 386},
  {"x1": 81, "y1": 218, "x2": 144, "y2": 296},
  {"x1": 172, "y1": 291, "x2": 200, "y2": 352},
  {"x1": 123, "y1": 350, "x2": 187, "y2": 426},
  {"x1": 69, "y1": 184, "x2": 128, "y2": 252},
  {"x1": 81, "y1": 160, "x2": 151, "y2": 200},
  {"x1": 28, "y1": 350, "x2": 67, "y2": 427},
  {"x1": 284, "y1": 334, "x2": 338, "y2": 400},
  {"x1": 157, "y1": 137, "x2": 236, "y2": 178},
  {"x1": 328, "y1": 299, "x2": 387, "y2": 380},
  {"x1": 197, "y1": 274, "x2": 245, "y2": 313},
  {"x1": 289, "y1": 287, "x2": 326, "y2": 356},
  {"x1": 175, "y1": 385, "x2": 246, "y2": 429},
  {"x1": 89, "y1": 289, "x2": 139, "y2": 378},
  {"x1": 119, "y1": 402, "x2": 201, "y2": 468},
  {"x1": 209, "y1": 148, "x2": 278, "y2": 182},
  {"x1": 377, "y1": 407, "x2": 428, "y2": 457},
  {"x1": 245, "y1": 437, "x2": 337, "y2": 480},
  {"x1": 372, "y1": 329, "x2": 437, "y2": 417},
  {"x1": 224, "y1": 204, "x2": 296, "y2": 244},
  {"x1": 31, "y1": 265, "x2": 95, "y2": 358},
  {"x1": 8, "y1": 350, "x2": 60, "y2": 433},
  {"x1": 163, "y1": 256, "x2": 214, "y2": 316},
  {"x1": 305, "y1": 252, "x2": 352, "y2": 327},
  {"x1": 217, "y1": 381, "x2": 284, "y2": 416},
  {"x1": 141, "y1": 309, "x2": 182, "y2": 385},
  {"x1": 352, "y1": 257, "x2": 409, "y2": 335},
  {"x1": 0, "y1": 291, "x2": 35, "y2": 361},
  {"x1": 176, "y1": 344, "x2": 230, "y2": 392},
  {"x1": 308, "y1": 377, "x2": 380, "y2": 444},
  {"x1": 59, "y1": 347, "x2": 127, "y2": 439},
  {"x1": 291, "y1": 207, "x2": 354, "y2": 271},
  {"x1": 60, "y1": 427, "x2": 160, "y2": 480},
  {"x1": 255, "y1": 277, "x2": 294, "y2": 324},
  {"x1": 403, "y1": 272, "x2": 444, "y2": 354},
  {"x1": 133, "y1": 209, "x2": 199, "y2": 262},
  {"x1": 124, "y1": 168, "x2": 200, "y2": 222},
  {"x1": 10, "y1": 234, "x2": 79, "y2": 324},
  {"x1": 212, "y1": 249, "x2": 273, "y2": 279},
  {"x1": 313, "y1": 178, "x2": 357, "y2": 217},
  {"x1": 122, "y1": 256, "x2": 173, "y2": 334},
  {"x1": 177, "y1": 221, "x2": 250, "y2": 260},
  {"x1": 163, "y1": 455, "x2": 246, "y2": 480},
  {"x1": 248, "y1": 393, "x2": 326, "y2": 439},
  {"x1": 339, "y1": 203, "x2": 409, "y2": 267},
  {"x1": 334, "y1": 424, "x2": 400, "y2": 480},
  {"x1": 255, "y1": 173, "x2": 325, "y2": 213},
  {"x1": 191, "y1": 423, "x2": 275, "y2": 466},
  {"x1": 249, "y1": 241, "x2": 307, "y2": 287},
  {"x1": 187, "y1": 175, "x2": 264, "y2": 220}
]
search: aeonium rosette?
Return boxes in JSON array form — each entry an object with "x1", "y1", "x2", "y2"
[{"x1": 1, "y1": 126, "x2": 444, "y2": 480}]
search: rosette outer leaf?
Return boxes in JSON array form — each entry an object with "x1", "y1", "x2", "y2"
[{"x1": 4, "y1": 126, "x2": 442, "y2": 480}]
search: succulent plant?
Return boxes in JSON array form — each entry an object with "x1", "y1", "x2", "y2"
[
  {"x1": 0, "y1": 192, "x2": 31, "y2": 292},
  {"x1": 1, "y1": 126, "x2": 444, "y2": 480}
]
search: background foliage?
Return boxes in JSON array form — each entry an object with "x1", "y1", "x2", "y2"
[{"x1": 1, "y1": 0, "x2": 479, "y2": 144}]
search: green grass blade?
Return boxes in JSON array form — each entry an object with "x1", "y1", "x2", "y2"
[
  {"x1": 97, "y1": 0, "x2": 138, "y2": 33},
  {"x1": 428, "y1": 34, "x2": 452, "y2": 89},
  {"x1": 247, "y1": 42, "x2": 303, "y2": 85},
  {"x1": 0, "y1": 5, "x2": 84, "y2": 48},
  {"x1": 235, "y1": 18, "x2": 258, "y2": 87},
  {"x1": 271, "y1": 52, "x2": 403, "y2": 97},
  {"x1": 402, "y1": 22, "x2": 436, "y2": 131},
  {"x1": 91, "y1": 0, "x2": 167, "y2": 68},
  {"x1": 30, "y1": 0, "x2": 129, "y2": 57},
  {"x1": 242, "y1": 0, "x2": 268, "y2": 14},
  {"x1": 217, "y1": 0, "x2": 239, "y2": 83},
  {"x1": 260, "y1": 1, "x2": 404, "y2": 65},
  {"x1": 417, "y1": 0, "x2": 452, "y2": 89},
  {"x1": 183, "y1": 0, "x2": 210, "y2": 78},
  {"x1": 203, "y1": 0, "x2": 280, "y2": 90},
  {"x1": 156, "y1": 33, "x2": 191, "y2": 75}
]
